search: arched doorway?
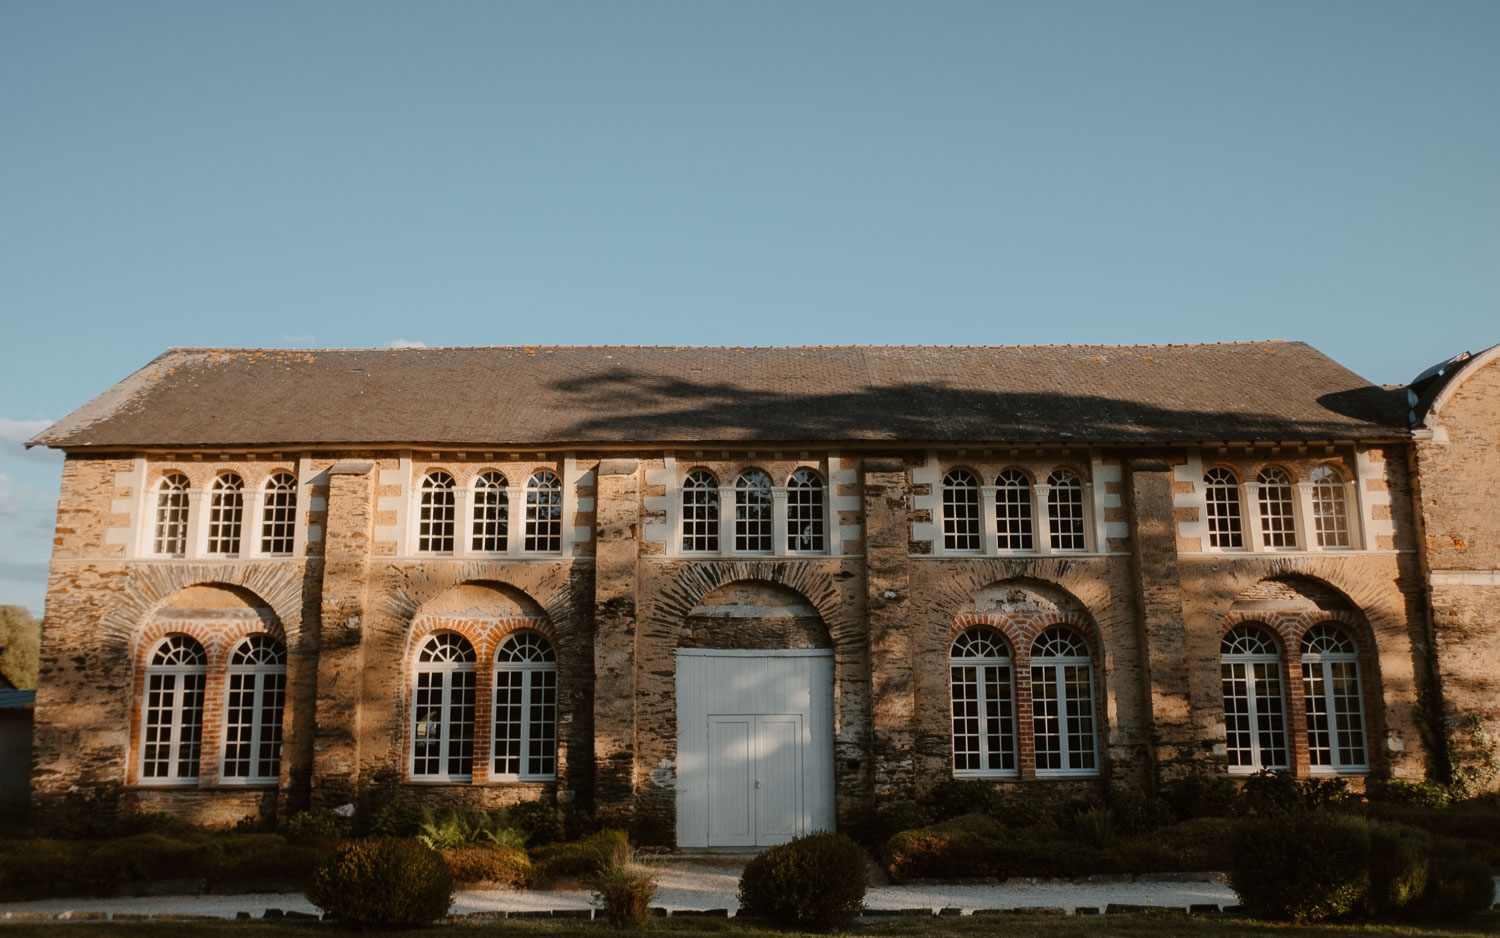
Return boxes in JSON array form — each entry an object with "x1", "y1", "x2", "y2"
[{"x1": 674, "y1": 580, "x2": 834, "y2": 847}]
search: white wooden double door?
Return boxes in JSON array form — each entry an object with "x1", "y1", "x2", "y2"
[{"x1": 675, "y1": 649, "x2": 835, "y2": 848}]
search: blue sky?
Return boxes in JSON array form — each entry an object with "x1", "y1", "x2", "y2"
[{"x1": 1, "y1": 1, "x2": 1496, "y2": 614}]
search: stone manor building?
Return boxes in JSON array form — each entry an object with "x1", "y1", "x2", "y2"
[{"x1": 24, "y1": 342, "x2": 1500, "y2": 845}]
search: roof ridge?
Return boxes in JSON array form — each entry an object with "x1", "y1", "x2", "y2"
[{"x1": 165, "y1": 341, "x2": 1295, "y2": 352}]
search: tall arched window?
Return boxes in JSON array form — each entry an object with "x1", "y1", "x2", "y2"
[
  {"x1": 153, "y1": 473, "x2": 191, "y2": 557},
  {"x1": 995, "y1": 469, "x2": 1034, "y2": 551},
  {"x1": 1031, "y1": 627, "x2": 1097, "y2": 775},
  {"x1": 418, "y1": 471, "x2": 456, "y2": 553},
  {"x1": 1310, "y1": 466, "x2": 1351, "y2": 548},
  {"x1": 786, "y1": 468, "x2": 826, "y2": 552},
  {"x1": 207, "y1": 474, "x2": 245, "y2": 556},
  {"x1": 140, "y1": 635, "x2": 207, "y2": 782},
  {"x1": 493, "y1": 631, "x2": 558, "y2": 780},
  {"x1": 681, "y1": 469, "x2": 719, "y2": 553},
  {"x1": 260, "y1": 473, "x2": 298, "y2": 555},
  {"x1": 222, "y1": 635, "x2": 287, "y2": 784},
  {"x1": 525, "y1": 470, "x2": 563, "y2": 553},
  {"x1": 472, "y1": 471, "x2": 509, "y2": 553},
  {"x1": 1204, "y1": 467, "x2": 1244, "y2": 549},
  {"x1": 1301, "y1": 624, "x2": 1367, "y2": 772},
  {"x1": 950, "y1": 627, "x2": 1016, "y2": 777},
  {"x1": 1046, "y1": 469, "x2": 1087, "y2": 551},
  {"x1": 942, "y1": 469, "x2": 981, "y2": 552},
  {"x1": 411, "y1": 633, "x2": 476, "y2": 780},
  {"x1": 1257, "y1": 467, "x2": 1298, "y2": 549},
  {"x1": 1221, "y1": 624, "x2": 1288, "y2": 772},
  {"x1": 734, "y1": 469, "x2": 773, "y2": 553}
]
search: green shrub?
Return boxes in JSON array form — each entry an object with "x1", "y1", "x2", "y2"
[
  {"x1": 441, "y1": 844, "x2": 532, "y2": 886},
  {"x1": 864, "y1": 803, "x2": 937, "y2": 845},
  {"x1": 369, "y1": 801, "x2": 426, "y2": 838},
  {"x1": 0, "y1": 839, "x2": 87, "y2": 897},
  {"x1": 1164, "y1": 773, "x2": 1240, "y2": 820},
  {"x1": 306, "y1": 838, "x2": 452, "y2": 928},
  {"x1": 882, "y1": 828, "x2": 990, "y2": 883},
  {"x1": 926, "y1": 780, "x2": 998, "y2": 821},
  {"x1": 1366, "y1": 779, "x2": 1453, "y2": 809},
  {"x1": 1107, "y1": 785, "x2": 1175, "y2": 834},
  {"x1": 79, "y1": 832, "x2": 226, "y2": 892},
  {"x1": 739, "y1": 831, "x2": 867, "y2": 931},
  {"x1": 1413, "y1": 844, "x2": 1495, "y2": 920},
  {"x1": 284, "y1": 809, "x2": 341, "y2": 842},
  {"x1": 58, "y1": 811, "x2": 184, "y2": 841},
  {"x1": 215, "y1": 834, "x2": 327, "y2": 884},
  {"x1": 509, "y1": 799, "x2": 564, "y2": 846},
  {"x1": 1366, "y1": 822, "x2": 1430, "y2": 917},
  {"x1": 1229, "y1": 811, "x2": 1371, "y2": 922},
  {"x1": 531, "y1": 828, "x2": 630, "y2": 883},
  {"x1": 416, "y1": 807, "x2": 525, "y2": 851},
  {"x1": 1069, "y1": 805, "x2": 1116, "y2": 847},
  {"x1": 592, "y1": 863, "x2": 657, "y2": 929}
]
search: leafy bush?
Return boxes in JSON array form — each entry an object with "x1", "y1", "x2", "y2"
[
  {"x1": 369, "y1": 801, "x2": 426, "y2": 838},
  {"x1": 0, "y1": 839, "x2": 87, "y2": 897},
  {"x1": 416, "y1": 807, "x2": 525, "y2": 851},
  {"x1": 1366, "y1": 779, "x2": 1453, "y2": 809},
  {"x1": 1069, "y1": 805, "x2": 1116, "y2": 847},
  {"x1": 1366, "y1": 822, "x2": 1430, "y2": 917},
  {"x1": 1230, "y1": 811, "x2": 1371, "y2": 922},
  {"x1": 509, "y1": 799, "x2": 564, "y2": 846},
  {"x1": 1239, "y1": 771, "x2": 1351, "y2": 816},
  {"x1": 927, "y1": 780, "x2": 998, "y2": 821},
  {"x1": 306, "y1": 838, "x2": 452, "y2": 928},
  {"x1": 214, "y1": 834, "x2": 326, "y2": 884},
  {"x1": 1164, "y1": 773, "x2": 1240, "y2": 820},
  {"x1": 440, "y1": 844, "x2": 532, "y2": 886},
  {"x1": 592, "y1": 863, "x2": 657, "y2": 928},
  {"x1": 284, "y1": 809, "x2": 341, "y2": 842},
  {"x1": 883, "y1": 828, "x2": 990, "y2": 883},
  {"x1": 1413, "y1": 844, "x2": 1495, "y2": 920},
  {"x1": 864, "y1": 803, "x2": 937, "y2": 846},
  {"x1": 1106, "y1": 785, "x2": 1175, "y2": 834},
  {"x1": 739, "y1": 831, "x2": 867, "y2": 931},
  {"x1": 531, "y1": 828, "x2": 630, "y2": 884},
  {"x1": 58, "y1": 812, "x2": 184, "y2": 841},
  {"x1": 79, "y1": 832, "x2": 226, "y2": 892}
]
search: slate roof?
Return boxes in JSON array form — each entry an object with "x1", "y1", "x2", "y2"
[{"x1": 29, "y1": 343, "x2": 1407, "y2": 449}]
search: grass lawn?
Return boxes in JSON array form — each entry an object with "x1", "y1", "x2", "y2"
[{"x1": 3, "y1": 914, "x2": 1500, "y2": 938}]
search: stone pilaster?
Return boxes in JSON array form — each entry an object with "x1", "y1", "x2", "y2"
[
  {"x1": 863, "y1": 457, "x2": 915, "y2": 801},
  {"x1": 592, "y1": 458, "x2": 640, "y2": 812},
  {"x1": 309, "y1": 461, "x2": 374, "y2": 809}
]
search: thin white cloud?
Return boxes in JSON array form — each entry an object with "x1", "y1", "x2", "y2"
[
  {"x1": 280, "y1": 333, "x2": 317, "y2": 345},
  {"x1": 387, "y1": 339, "x2": 427, "y2": 349},
  {"x1": 0, "y1": 418, "x2": 52, "y2": 447}
]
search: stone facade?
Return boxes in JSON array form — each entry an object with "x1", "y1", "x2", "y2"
[{"x1": 26, "y1": 344, "x2": 1499, "y2": 842}]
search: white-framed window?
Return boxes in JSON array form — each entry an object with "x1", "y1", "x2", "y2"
[
  {"x1": 153, "y1": 473, "x2": 191, "y2": 557},
  {"x1": 681, "y1": 469, "x2": 720, "y2": 553},
  {"x1": 206, "y1": 474, "x2": 245, "y2": 556},
  {"x1": 1030, "y1": 626, "x2": 1097, "y2": 776},
  {"x1": 221, "y1": 634, "x2": 287, "y2": 784},
  {"x1": 994, "y1": 468, "x2": 1034, "y2": 551},
  {"x1": 786, "y1": 468, "x2": 826, "y2": 552},
  {"x1": 524, "y1": 470, "x2": 563, "y2": 553},
  {"x1": 472, "y1": 471, "x2": 509, "y2": 553},
  {"x1": 1204, "y1": 467, "x2": 1245, "y2": 549},
  {"x1": 140, "y1": 635, "x2": 207, "y2": 783},
  {"x1": 1301, "y1": 624, "x2": 1367, "y2": 773},
  {"x1": 734, "y1": 469, "x2": 773, "y2": 553},
  {"x1": 1310, "y1": 466, "x2": 1351, "y2": 549},
  {"x1": 1257, "y1": 467, "x2": 1298, "y2": 549},
  {"x1": 942, "y1": 469, "x2": 982, "y2": 552},
  {"x1": 950, "y1": 627, "x2": 1016, "y2": 777},
  {"x1": 1221, "y1": 624, "x2": 1288, "y2": 772},
  {"x1": 410, "y1": 632, "x2": 476, "y2": 780},
  {"x1": 1046, "y1": 469, "x2": 1087, "y2": 551},
  {"x1": 260, "y1": 473, "x2": 298, "y2": 555},
  {"x1": 492, "y1": 631, "x2": 558, "y2": 780},
  {"x1": 418, "y1": 471, "x2": 457, "y2": 553}
]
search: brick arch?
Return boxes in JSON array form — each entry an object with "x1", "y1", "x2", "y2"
[
  {"x1": 379, "y1": 562, "x2": 584, "y2": 650},
  {"x1": 99, "y1": 564, "x2": 304, "y2": 654},
  {"x1": 391, "y1": 578, "x2": 558, "y2": 666},
  {"x1": 922, "y1": 562, "x2": 1115, "y2": 634},
  {"x1": 649, "y1": 560, "x2": 855, "y2": 649}
]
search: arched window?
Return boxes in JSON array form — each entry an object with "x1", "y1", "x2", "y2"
[
  {"x1": 734, "y1": 470, "x2": 773, "y2": 553},
  {"x1": 207, "y1": 474, "x2": 245, "y2": 556},
  {"x1": 418, "y1": 471, "x2": 456, "y2": 553},
  {"x1": 1301, "y1": 624, "x2": 1367, "y2": 772},
  {"x1": 525, "y1": 470, "x2": 563, "y2": 553},
  {"x1": 995, "y1": 469, "x2": 1034, "y2": 551},
  {"x1": 681, "y1": 470, "x2": 719, "y2": 553},
  {"x1": 411, "y1": 633, "x2": 476, "y2": 780},
  {"x1": 950, "y1": 627, "x2": 1016, "y2": 776},
  {"x1": 493, "y1": 631, "x2": 558, "y2": 780},
  {"x1": 1046, "y1": 469, "x2": 1087, "y2": 551},
  {"x1": 1030, "y1": 627, "x2": 1097, "y2": 775},
  {"x1": 153, "y1": 473, "x2": 191, "y2": 557},
  {"x1": 1221, "y1": 625, "x2": 1288, "y2": 772},
  {"x1": 140, "y1": 635, "x2": 207, "y2": 782},
  {"x1": 222, "y1": 635, "x2": 287, "y2": 784},
  {"x1": 472, "y1": 471, "x2": 509, "y2": 553},
  {"x1": 1204, "y1": 468, "x2": 1244, "y2": 549},
  {"x1": 1257, "y1": 467, "x2": 1297, "y2": 549},
  {"x1": 787, "y1": 468, "x2": 826, "y2": 553},
  {"x1": 1310, "y1": 466, "x2": 1351, "y2": 548},
  {"x1": 942, "y1": 469, "x2": 981, "y2": 551},
  {"x1": 260, "y1": 473, "x2": 298, "y2": 555}
]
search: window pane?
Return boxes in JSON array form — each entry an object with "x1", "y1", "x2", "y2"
[
  {"x1": 472, "y1": 471, "x2": 509, "y2": 552},
  {"x1": 682, "y1": 470, "x2": 719, "y2": 553},
  {"x1": 260, "y1": 474, "x2": 298, "y2": 554},
  {"x1": 526, "y1": 471, "x2": 563, "y2": 553},
  {"x1": 943, "y1": 470, "x2": 981, "y2": 551},
  {"x1": 1204, "y1": 468, "x2": 1244, "y2": 549},
  {"x1": 735, "y1": 471, "x2": 772, "y2": 552},
  {"x1": 786, "y1": 469, "x2": 825, "y2": 552}
]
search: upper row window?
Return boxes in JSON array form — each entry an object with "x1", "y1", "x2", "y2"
[
  {"x1": 418, "y1": 470, "x2": 563, "y2": 555},
  {"x1": 1204, "y1": 465, "x2": 1353, "y2": 552},
  {"x1": 680, "y1": 468, "x2": 826, "y2": 555},
  {"x1": 942, "y1": 468, "x2": 1088, "y2": 553},
  {"x1": 152, "y1": 472, "x2": 299, "y2": 558}
]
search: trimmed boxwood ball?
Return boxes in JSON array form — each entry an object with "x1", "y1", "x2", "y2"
[
  {"x1": 738, "y1": 831, "x2": 868, "y2": 932},
  {"x1": 1230, "y1": 811, "x2": 1372, "y2": 923},
  {"x1": 306, "y1": 837, "x2": 453, "y2": 928}
]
